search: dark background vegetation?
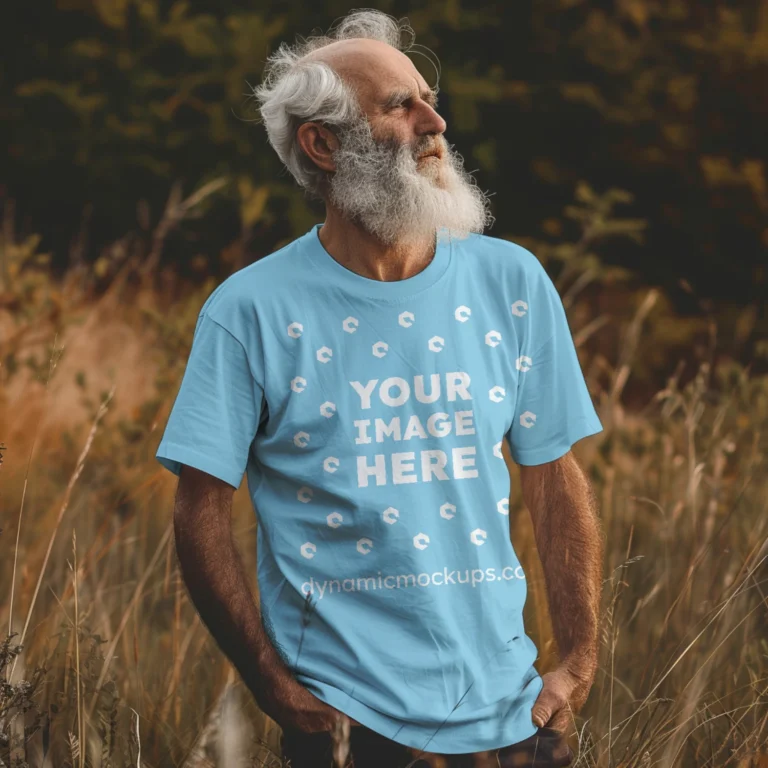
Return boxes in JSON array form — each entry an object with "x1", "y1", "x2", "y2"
[{"x1": 3, "y1": 1, "x2": 766, "y2": 317}]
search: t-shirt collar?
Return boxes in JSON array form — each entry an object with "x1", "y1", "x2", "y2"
[{"x1": 304, "y1": 223, "x2": 452, "y2": 300}]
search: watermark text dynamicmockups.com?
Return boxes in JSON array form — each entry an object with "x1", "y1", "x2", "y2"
[{"x1": 302, "y1": 565, "x2": 525, "y2": 600}]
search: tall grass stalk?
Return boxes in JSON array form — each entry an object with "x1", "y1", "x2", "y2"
[{"x1": 1, "y1": 192, "x2": 766, "y2": 765}]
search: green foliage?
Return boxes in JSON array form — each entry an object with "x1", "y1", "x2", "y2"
[{"x1": 1, "y1": 0, "x2": 766, "y2": 362}]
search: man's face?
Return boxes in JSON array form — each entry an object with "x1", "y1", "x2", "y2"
[
  {"x1": 303, "y1": 39, "x2": 493, "y2": 245},
  {"x1": 325, "y1": 99, "x2": 493, "y2": 247},
  {"x1": 361, "y1": 64, "x2": 448, "y2": 182}
]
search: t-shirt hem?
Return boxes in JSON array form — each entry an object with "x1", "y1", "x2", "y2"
[
  {"x1": 300, "y1": 676, "x2": 543, "y2": 754},
  {"x1": 156, "y1": 441, "x2": 243, "y2": 490},
  {"x1": 509, "y1": 417, "x2": 603, "y2": 466}
]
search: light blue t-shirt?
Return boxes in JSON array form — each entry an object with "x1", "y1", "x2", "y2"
[{"x1": 156, "y1": 223, "x2": 603, "y2": 754}]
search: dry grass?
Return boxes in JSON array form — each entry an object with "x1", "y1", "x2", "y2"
[{"x1": 1, "y1": 227, "x2": 767, "y2": 767}]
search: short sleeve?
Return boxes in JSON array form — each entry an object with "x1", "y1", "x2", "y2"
[
  {"x1": 506, "y1": 260, "x2": 603, "y2": 466},
  {"x1": 155, "y1": 312, "x2": 264, "y2": 489}
]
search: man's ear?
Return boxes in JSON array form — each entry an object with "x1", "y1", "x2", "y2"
[{"x1": 296, "y1": 121, "x2": 339, "y2": 173}]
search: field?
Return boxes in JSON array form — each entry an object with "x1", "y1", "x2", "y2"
[{"x1": 1, "y1": 218, "x2": 767, "y2": 768}]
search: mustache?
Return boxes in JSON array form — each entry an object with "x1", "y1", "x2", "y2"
[{"x1": 337, "y1": 124, "x2": 444, "y2": 162}]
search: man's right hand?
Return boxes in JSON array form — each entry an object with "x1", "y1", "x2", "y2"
[{"x1": 256, "y1": 667, "x2": 359, "y2": 733}]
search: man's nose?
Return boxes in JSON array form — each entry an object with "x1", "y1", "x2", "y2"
[
  {"x1": 422, "y1": 110, "x2": 447, "y2": 137},
  {"x1": 414, "y1": 101, "x2": 447, "y2": 137}
]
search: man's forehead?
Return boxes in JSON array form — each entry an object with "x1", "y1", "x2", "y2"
[{"x1": 302, "y1": 38, "x2": 428, "y2": 102}]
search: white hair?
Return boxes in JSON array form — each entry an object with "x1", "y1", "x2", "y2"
[{"x1": 249, "y1": 9, "x2": 437, "y2": 200}]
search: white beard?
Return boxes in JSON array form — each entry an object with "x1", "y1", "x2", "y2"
[{"x1": 326, "y1": 117, "x2": 495, "y2": 247}]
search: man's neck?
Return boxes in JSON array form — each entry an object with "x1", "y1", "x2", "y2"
[{"x1": 318, "y1": 209, "x2": 436, "y2": 283}]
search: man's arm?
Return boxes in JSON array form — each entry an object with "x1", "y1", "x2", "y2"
[
  {"x1": 518, "y1": 450, "x2": 604, "y2": 713},
  {"x1": 172, "y1": 464, "x2": 346, "y2": 732}
]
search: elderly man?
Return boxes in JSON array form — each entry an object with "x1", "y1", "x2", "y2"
[{"x1": 156, "y1": 8, "x2": 603, "y2": 768}]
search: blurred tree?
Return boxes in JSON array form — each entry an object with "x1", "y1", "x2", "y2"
[{"x1": 1, "y1": 0, "x2": 766, "y2": 328}]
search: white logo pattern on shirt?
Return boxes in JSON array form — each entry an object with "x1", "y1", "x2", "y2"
[
  {"x1": 399, "y1": 311, "x2": 415, "y2": 327},
  {"x1": 289, "y1": 300, "x2": 537, "y2": 557},
  {"x1": 382, "y1": 506, "x2": 399, "y2": 524},
  {"x1": 372, "y1": 341, "x2": 388, "y2": 358},
  {"x1": 428, "y1": 335, "x2": 445, "y2": 352}
]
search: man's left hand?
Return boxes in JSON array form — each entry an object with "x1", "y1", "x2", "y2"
[{"x1": 531, "y1": 662, "x2": 594, "y2": 734}]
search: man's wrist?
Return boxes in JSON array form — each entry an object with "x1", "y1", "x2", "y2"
[
  {"x1": 561, "y1": 647, "x2": 598, "y2": 687},
  {"x1": 243, "y1": 644, "x2": 292, "y2": 691}
]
